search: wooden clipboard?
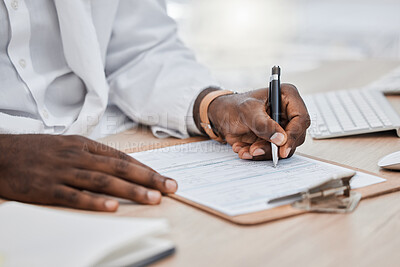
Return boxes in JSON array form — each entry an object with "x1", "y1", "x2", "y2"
[{"x1": 133, "y1": 140, "x2": 400, "y2": 226}]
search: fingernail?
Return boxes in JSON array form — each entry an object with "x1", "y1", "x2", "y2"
[
  {"x1": 147, "y1": 191, "x2": 161, "y2": 203},
  {"x1": 166, "y1": 179, "x2": 178, "y2": 192},
  {"x1": 284, "y1": 147, "x2": 291, "y2": 158},
  {"x1": 242, "y1": 152, "x2": 253, "y2": 159},
  {"x1": 270, "y1": 133, "x2": 285, "y2": 146},
  {"x1": 105, "y1": 200, "x2": 118, "y2": 211},
  {"x1": 233, "y1": 145, "x2": 242, "y2": 153},
  {"x1": 252, "y1": 148, "x2": 265, "y2": 156}
]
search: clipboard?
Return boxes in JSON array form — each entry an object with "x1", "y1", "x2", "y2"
[
  {"x1": 132, "y1": 140, "x2": 399, "y2": 226},
  {"x1": 169, "y1": 153, "x2": 399, "y2": 225}
]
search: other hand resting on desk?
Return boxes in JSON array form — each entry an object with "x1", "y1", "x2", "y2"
[{"x1": 0, "y1": 135, "x2": 177, "y2": 212}]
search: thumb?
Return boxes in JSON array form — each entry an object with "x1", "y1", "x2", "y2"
[{"x1": 241, "y1": 107, "x2": 287, "y2": 146}]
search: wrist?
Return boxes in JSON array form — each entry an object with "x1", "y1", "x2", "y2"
[
  {"x1": 194, "y1": 89, "x2": 235, "y2": 143},
  {"x1": 207, "y1": 94, "x2": 227, "y2": 131},
  {"x1": 193, "y1": 87, "x2": 222, "y2": 134}
]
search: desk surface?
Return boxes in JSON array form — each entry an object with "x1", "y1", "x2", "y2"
[
  {"x1": 2, "y1": 61, "x2": 400, "y2": 267},
  {"x1": 102, "y1": 60, "x2": 400, "y2": 267}
]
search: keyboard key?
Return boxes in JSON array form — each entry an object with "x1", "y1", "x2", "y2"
[
  {"x1": 361, "y1": 90, "x2": 393, "y2": 127},
  {"x1": 314, "y1": 94, "x2": 342, "y2": 133},
  {"x1": 349, "y1": 91, "x2": 383, "y2": 128},
  {"x1": 337, "y1": 91, "x2": 369, "y2": 130},
  {"x1": 326, "y1": 92, "x2": 357, "y2": 131}
]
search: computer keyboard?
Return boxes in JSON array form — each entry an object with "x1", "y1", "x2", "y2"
[
  {"x1": 303, "y1": 89, "x2": 400, "y2": 139},
  {"x1": 367, "y1": 66, "x2": 400, "y2": 94}
]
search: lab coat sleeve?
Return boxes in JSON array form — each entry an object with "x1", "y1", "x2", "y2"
[{"x1": 105, "y1": 0, "x2": 219, "y2": 139}]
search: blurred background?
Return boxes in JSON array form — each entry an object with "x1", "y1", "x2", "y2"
[{"x1": 166, "y1": 0, "x2": 400, "y2": 91}]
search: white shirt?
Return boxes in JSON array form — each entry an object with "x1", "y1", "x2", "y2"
[{"x1": 0, "y1": 0, "x2": 218, "y2": 138}]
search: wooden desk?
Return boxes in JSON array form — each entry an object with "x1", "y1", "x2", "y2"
[
  {"x1": 2, "y1": 61, "x2": 400, "y2": 267},
  {"x1": 96, "y1": 60, "x2": 400, "y2": 267}
]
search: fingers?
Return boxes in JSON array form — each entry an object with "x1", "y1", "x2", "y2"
[
  {"x1": 238, "y1": 99, "x2": 287, "y2": 146},
  {"x1": 62, "y1": 136, "x2": 177, "y2": 205},
  {"x1": 237, "y1": 146, "x2": 252, "y2": 160},
  {"x1": 233, "y1": 140, "x2": 273, "y2": 160},
  {"x1": 234, "y1": 138, "x2": 296, "y2": 160},
  {"x1": 249, "y1": 140, "x2": 272, "y2": 160},
  {"x1": 51, "y1": 185, "x2": 119, "y2": 212},
  {"x1": 279, "y1": 131, "x2": 306, "y2": 158},
  {"x1": 74, "y1": 153, "x2": 178, "y2": 194},
  {"x1": 64, "y1": 169, "x2": 163, "y2": 205},
  {"x1": 76, "y1": 136, "x2": 157, "y2": 173},
  {"x1": 232, "y1": 142, "x2": 249, "y2": 153},
  {"x1": 280, "y1": 84, "x2": 310, "y2": 156},
  {"x1": 235, "y1": 141, "x2": 273, "y2": 161}
]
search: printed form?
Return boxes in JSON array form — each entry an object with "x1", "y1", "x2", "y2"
[{"x1": 131, "y1": 141, "x2": 385, "y2": 216}]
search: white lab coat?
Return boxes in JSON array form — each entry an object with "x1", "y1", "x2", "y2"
[{"x1": 0, "y1": 0, "x2": 218, "y2": 138}]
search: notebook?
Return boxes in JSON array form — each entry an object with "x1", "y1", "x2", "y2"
[{"x1": 0, "y1": 202, "x2": 175, "y2": 267}]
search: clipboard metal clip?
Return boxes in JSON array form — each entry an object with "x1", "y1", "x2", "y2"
[{"x1": 268, "y1": 172, "x2": 361, "y2": 213}]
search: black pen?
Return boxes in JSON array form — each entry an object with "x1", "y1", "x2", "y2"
[{"x1": 268, "y1": 66, "x2": 281, "y2": 167}]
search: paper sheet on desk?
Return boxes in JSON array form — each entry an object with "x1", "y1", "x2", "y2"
[{"x1": 131, "y1": 141, "x2": 385, "y2": 216}]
